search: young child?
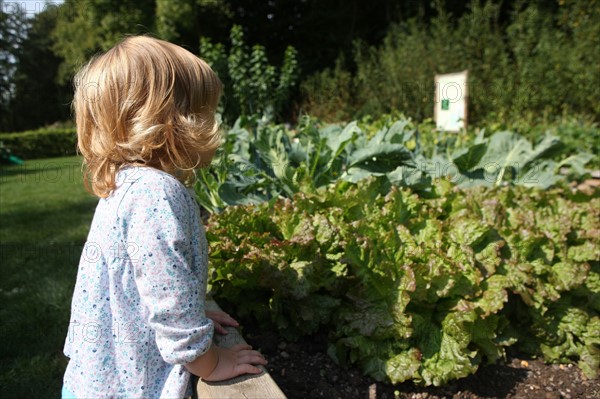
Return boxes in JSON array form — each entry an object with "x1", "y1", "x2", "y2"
[{"x1": 62, "y1": 35, "x2": 267, "y2": 399}]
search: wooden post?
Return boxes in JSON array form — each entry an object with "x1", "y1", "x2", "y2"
[{"x1": 196, "y1": 299, "x2": 287, "y2": 399}]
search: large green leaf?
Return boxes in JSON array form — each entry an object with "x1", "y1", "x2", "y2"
[
  {"x1": 348, "y1": 144, "x2": 414, "y2": 172},
  {"x1": 474, "y1": 131, "x2": 532, "y2": 186},
  {"x1": 557, "y1": 152, "x2": 595, "y2": 176},
  {"x1": 452, "y1": 142, "x2": 488, "y2": 172},
  {"x1": 521, "y1": 134, "x2": 562, "y2": 169}
]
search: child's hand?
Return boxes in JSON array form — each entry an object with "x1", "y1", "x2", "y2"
[
  {"x1": 203, "y1": 344, "x2": 267, "y2": 382},
  {"x1": 206, "y1": 310, "x2": 239, "y2": 335}
]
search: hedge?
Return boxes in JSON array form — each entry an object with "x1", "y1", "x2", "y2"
[{"x1": 0, "y1": 128, "x2": 77, "y2": 160}]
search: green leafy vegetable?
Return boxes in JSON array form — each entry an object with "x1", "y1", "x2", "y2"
[{"x1": 207, "y1": 178, "x2": 600, "y2": 383}]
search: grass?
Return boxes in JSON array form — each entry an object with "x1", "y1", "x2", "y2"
[{"x1": 0, "y1": 156, "x2": 98, "y2": 398}]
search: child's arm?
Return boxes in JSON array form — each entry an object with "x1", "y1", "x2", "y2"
[
  {"x1": 185, "y1": 343, "x2": 267, "y2": 381},
  {"x1": 125, "y1": 175, "x2": 267, "y2": 382}
]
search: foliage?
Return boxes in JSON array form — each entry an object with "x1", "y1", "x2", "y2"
[
  {"x1": 206, "y1": 177, "x2": 600, "y2": 384},
  {"x1": 0, "y1": 0, "x2": 28, "y2": 131},
  {"x1": 51, "y1": 0, "x2": 156, "y2": 84},
  {"x1": 358, "y1": 113, "x2": 475, "y2": 160},
  {"x1": 194, "y1": 115, "x2": 394, "y2": 213},
  {"x1": 200, "y1": 114, "x2": 596, "y2": 383},
  {"x1": 298, "y1": 56, "x2": 355, "y2": 123},
  {"x1": 486, "y1": 115, "x2": 600, "y2": 169},
  {"x1": 155, "y1": 0, "x2": 231, "y2": 42},
  {"x1": 301, "y1": 0, "x2": 600, "y2": 125},
  {"x1": 6, "y1": 5, "x2": 72, "y2": 132},
  {"x1": 0, "y1": 128, "x2": 77, "y2": 159},
  {"x1": 360, "y1": 112, "x2": 600, "y2": 169},
  {"x1": 195, "y1": 116, "x2": 594, "y2": 213},
  {"x1": 200, "y1": 26, "x2": 300, "y2": 122},
  {"x1": 5, "y1": 0, "x2": 599, "y2": 132}
]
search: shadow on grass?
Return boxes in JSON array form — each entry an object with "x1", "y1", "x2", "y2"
[
  {"x1": 0, "y1": 256, "x2": 77, "y2": 399},
  {"x1": 0, "y1": 197, "x2": 96, "y2": 398},
  {"x1": 0, "y1": 160, "x2": 81, "y2": 184},
  {"x1": 0, "y1": 165, "x2": 59, "y2": 175},
  {"x1": 0, "y1": 199, "x2": 97, "y2": 242}
]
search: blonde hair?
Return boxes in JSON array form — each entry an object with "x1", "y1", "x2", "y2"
[{"x1": 73, "y1": 35, "x2": 223, "y2": 198}]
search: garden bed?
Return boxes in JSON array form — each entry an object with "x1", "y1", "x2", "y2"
[
  {"x1": 247, "y1": 329, "x2": 599, "y2": 399},
  {"x1": 202, "y1": 116, "x2": 598, "y2": 395}
]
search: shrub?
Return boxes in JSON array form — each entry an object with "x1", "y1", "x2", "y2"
[
  {"x1": 301, "y1": 1, "x2": 600, "y2": 125},
  {"x1": 0, "y1": 128, "x2": 77, "y2": 159},
  {"x1": 200, "y1": 25, "x2": 300, "y2": 122}
]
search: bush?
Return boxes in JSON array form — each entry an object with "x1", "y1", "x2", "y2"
[
  {"x1": 301, "y1": 1, "x2": 600, "y2": 125},
  {"x1": 0, "y1": 128, "x2": 77, "y2": 159}
]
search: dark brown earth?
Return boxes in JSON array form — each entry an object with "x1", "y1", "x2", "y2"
[{"x1": 245, "y1": 330, "x2": 599, "y2": 399}]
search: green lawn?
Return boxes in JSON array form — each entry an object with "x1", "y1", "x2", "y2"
[{"x1": 0, "y1": 156, "x2": 98, "y2": 398}]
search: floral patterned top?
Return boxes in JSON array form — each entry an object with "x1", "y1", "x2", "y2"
[{"x1": 62, "y1": 166, "x2": 214, "y2": 398}]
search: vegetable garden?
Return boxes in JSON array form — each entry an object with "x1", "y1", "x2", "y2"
[
  {"x1": 199, "y1": 116, "x2": 599, "y2": 386},
  {"x1": 2, "y1": 1, "x2": 599, "y2": 396}
]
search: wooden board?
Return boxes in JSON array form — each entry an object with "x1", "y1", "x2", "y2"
[{"x1": 196, "y1": 300, "x2": 287, "y2": 399}]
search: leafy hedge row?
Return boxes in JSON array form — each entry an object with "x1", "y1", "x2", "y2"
[
  {"x1": 206, "y1": 178, "x2": 599, "y2": 385},
  {"x1": 0, "y1": 128, "x2": 77, "y2": 160}
]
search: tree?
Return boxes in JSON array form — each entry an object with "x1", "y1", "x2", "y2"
[
  {"x1": 52, "y1": 0, "x2": 156, "y2": 84},
  {"x1": 0, "y1": 0, "x2": 28, "y2": 130},
  {"x1": 9, "y1": 4, "x2": 72, "y2": 130},
  {"x1": 155, "y1": 0, "x2": 231, "y2": 47}
]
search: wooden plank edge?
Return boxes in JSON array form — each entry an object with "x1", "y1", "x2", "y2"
[{"x1": 196, "y1": 299, "x2": 287, "y2": 399}]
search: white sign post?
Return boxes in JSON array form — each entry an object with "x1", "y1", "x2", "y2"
[{"x1": 434, "y1": 70, "x2": 468, "y2": 132}]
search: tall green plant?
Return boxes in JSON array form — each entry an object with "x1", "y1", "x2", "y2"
[{"x1": 200, "y1": 26, "x2": 299, "y2": 121}]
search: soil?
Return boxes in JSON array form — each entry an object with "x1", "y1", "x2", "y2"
[{"x1": 245, "y1": 330, "x2": 599, "y2": 399}]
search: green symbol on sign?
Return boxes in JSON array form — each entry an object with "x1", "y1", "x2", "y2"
[{"x1": 441, "y1": 99, "x2": 450, "y2": 110}]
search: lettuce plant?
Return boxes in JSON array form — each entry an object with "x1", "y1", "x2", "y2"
[{"x1": 206, "y1": 178, "x2": 599, "y2": 384}]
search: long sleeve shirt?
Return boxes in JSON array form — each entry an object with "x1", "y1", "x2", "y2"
[{"x1": 62, "y1": 166, "x2": 213, "y2": 398}]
